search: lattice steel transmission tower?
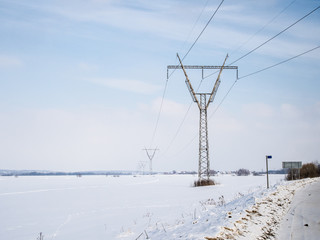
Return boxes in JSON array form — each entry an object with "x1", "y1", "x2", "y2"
[
  {"x1": 167, "y1": 54, "x2": 238, "y2": 184},
  {"x1": 142, "y1": 148, "x2": 159, "y2": 174}
]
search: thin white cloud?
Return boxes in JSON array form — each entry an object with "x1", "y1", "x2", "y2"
[
  {"x1": 242, "y1": 103, "x2": 275, "y2": 118},
  {"x1": 6, "y1": 0, "x2": 206, "y2": 42},
  {"x1": 87, "y1": 77, "x2": 162, "y2": 94},
  {"x1": 0, "y1": 55, "x2": 23, "y2": 68},
  {"x1": 280, "y1": 103, "x2": 301, "y2": 119},
  {"x1": 78, "y1": 62, "x2": 99, "y2": 71},
  {"x1": 0, "y1": 107, "x2": 152, "y2": 171},
  {"x1": 151, "y1": 98, "x2": 192, "y2": 117}
]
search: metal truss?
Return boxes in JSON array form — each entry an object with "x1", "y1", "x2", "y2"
[
  {"x1": 170, "y1": 54, "x2": 237, "y2": 183},
  {"x1": 198, "y1": 94, "x2": 210, "y2": 181}
]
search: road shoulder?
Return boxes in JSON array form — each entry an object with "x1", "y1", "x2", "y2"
[{"x1": 277, "y1": 177, "x2": 320, "y2": 240}]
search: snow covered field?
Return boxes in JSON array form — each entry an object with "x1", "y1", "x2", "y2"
[{"x1": 0, "y1": 174, "x2": 292, "y2": 239}]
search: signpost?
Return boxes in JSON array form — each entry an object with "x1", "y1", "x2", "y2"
[{"x1": 266, "y1": 155, "x2": 272, "y2": 189}]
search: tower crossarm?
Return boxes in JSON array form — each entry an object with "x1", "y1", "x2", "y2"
[
  {"x1": 176, "y1": 54, "x2": 201, "y2": 109},
  {"x1": 167, "y1": 66, "x2": 237, "y2": 69},
  {"x1": 206, "y1": 54, "x2": 228, "y2": 109},
  {"x1": 143, "y1": 148, "x2": 159, "y2": 160}
]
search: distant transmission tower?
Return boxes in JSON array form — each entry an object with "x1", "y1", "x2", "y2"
[
  {"x1": 142, "y1": 148, "x2": 159, "y2": 174},
  {"x1": 168, "y1": 54, "x2": 238, "y2": 184},
  {"x1": 138, "y1": 161, "x2": 147, "y2": 175}
]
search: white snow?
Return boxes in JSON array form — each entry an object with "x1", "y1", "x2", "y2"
[{"x1": 0, "y1": 174, "x2": 318, "y2": 240}]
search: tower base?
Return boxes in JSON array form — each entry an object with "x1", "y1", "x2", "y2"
[{"x1": 194, "y1": 178, "x2": 215, "y2": 187}]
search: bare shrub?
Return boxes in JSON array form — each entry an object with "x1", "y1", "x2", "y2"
[
  {"x1": 285, "y1": 168, "x2": 299, "y2": 181},
  {"x1": 300, "y1": 163, "x2": 319, "y2": 179},
  {"x1": 200, "y1": 198, "x2": 216, "y2": 206},
  {"x1": 194, "y1": 179, "x2": 215, "y2": 187},
  {"x1": 236, "y1": 168, "x2": 250, "y2": 176},
  {"x1": 37, "y1": 232, "x2": 44, "y2": 240},
  {"x1": 217, "y1": 195, "x2": 225, "y2": 206}
]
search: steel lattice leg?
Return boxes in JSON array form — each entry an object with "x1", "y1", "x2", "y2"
[{"x1": 198, "y1": 94, "x2": 210, "y2": 182}]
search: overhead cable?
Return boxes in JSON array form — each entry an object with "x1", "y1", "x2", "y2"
[
  {"x1": 230, "y1": 0, "x2": 297, "y2": 57},
  {"x1": 161, "y1": 101, "x2": 194, "y2": 155},
  {"x1": 238, "y1": 45, "x2": 320, "y2": 79},
  {"x1": 168, "y1": 0, "x2": 224, "y2": 80},
  {"x1": 210, "y1": 45, "x2": 320, "y2": 118},
  {"x1": 179, "y1": 0, "x2": 211, "y2": 55},
  {"x1": 203, "y1": 4, "x2": 320, "y2": 81},
  {"x1": 181, "y1": 0, "x2": 224, "y2": 62},
  {"x1": 228, "y1": 5, "x2": 320, "y2": 66},
  {"x1": 149, "y1": 78, "x2": 169, "y2": 148}
]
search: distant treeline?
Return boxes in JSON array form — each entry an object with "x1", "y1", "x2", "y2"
[
  {"x1": 0, "y1": 169, "x2": 289, "y2": 177},
  {"x1": 0, "y1": 170, "x2": 135, "y2": 176}
]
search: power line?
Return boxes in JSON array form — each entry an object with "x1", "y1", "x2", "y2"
[
  {"x1": 209, "y1": 78, "x2": 237, "y2": 119},
  {"x1": 202, "y1": 4, "x2": 320, "y2": 81},
  {"x1": 181, "y1": 0, "x2": 224, "y2": 62},
  {"x1": 209, "y1": 45, "x2": 320, "y2": 120},
  {"x1": 179, "y1": 0, "x2": 211, "y2": 55},
  {"x1": 168, "y1": 0, "x2": 224, "y2": 79},
  {"x1": 238, "y1": 45, "x2": 320, "y2": 79},
  {"x1": 167, "y1": 0, "x2": 211, "y2": 84},
  {"x1": 229, "y1": 0, "x2": 297, "y2": 57},
  {"x1": 149, "y1": 78, "x2": 169, "y2": 148},
  {"x1": 228, "y1": 5, "x2": 320, "y2": 66},
  {"x1": 161, "y1": 100, "x2": 194, "y2": 155}
]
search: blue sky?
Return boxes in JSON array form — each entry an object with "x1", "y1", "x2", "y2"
[{"x1": 0, "y1": 0, "x2": 319, "y2": 172}]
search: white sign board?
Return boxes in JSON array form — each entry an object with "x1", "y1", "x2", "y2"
[{"x1": 282, "y1": 161, "x2": 302, "y2": 169}]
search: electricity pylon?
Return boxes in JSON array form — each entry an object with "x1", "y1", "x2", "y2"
[
  {"x1": 142, "y1": 148, "x2": 159, "y2": 174},
  {"x1": 138, "y1": 161, "x2": 147, "y2": 175},
  {"x1": 168, "y1": 54, "x2": 238, "y2": 183}
]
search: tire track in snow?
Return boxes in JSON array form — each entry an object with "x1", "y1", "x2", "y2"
[
  {"x1": 50, "y1": 214, "x2": 73, "y2": 239},
  {"x1": 126, "y1": 178, "x2": 160, "y2": 186},
  {"x1": 0, "y1": 185, "x2": 104, "y2": 196}
]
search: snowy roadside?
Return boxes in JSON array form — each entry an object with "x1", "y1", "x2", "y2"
[
  {"x1": 207, "y1": 177, "x2": 320, "y2": 240},
  {"x1": 277, "y1": 178, "x2": 320, "y2": 240},
  {"x1": 137, "y1": 177, "x2": 319, "y2": 240}
]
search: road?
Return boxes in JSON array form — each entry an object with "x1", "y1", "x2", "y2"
[{"x1": 277, "y1": 178, "x2": 320, "y2": 240}]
